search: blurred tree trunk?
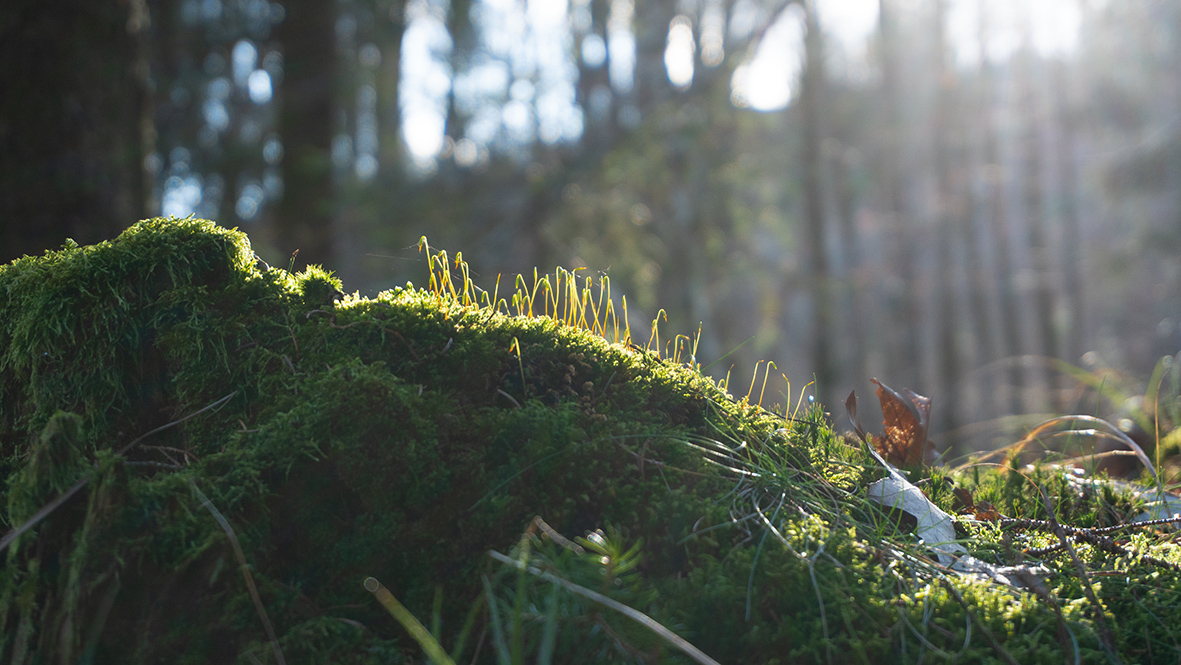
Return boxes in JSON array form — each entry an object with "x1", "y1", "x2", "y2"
[
  {"x1": 876, "y1": 0, "x2": 920, "y2": 389},
  {"x1": 632, "y1": 2, "x2": 676, "y2": 114},
  {"x1": 800, "y1": 0, "x2": 834, "y2": 402},
  {"x1": 932, "y1": 0, "x2": 963, "y2": 440},
  {"x1": 275, "y1": 1, "x2": 337, "y2": 268},
  {"x1": 961, "y1": 118, "x2": 1000, "y2": 430},
  {"x1": 1017, "y1": 43, "x2": 1060, "y2": 411},
  {"x1": 444, "y1": 0, "x2": 474, "y2": 149},
  {"x1": 576, "y1": 0, "x2": 617, "y2": 152},
  {"x1": 1053, "y1": 59, "x2": 1085, "y2": 368},
  {"x1": 977, "y1": 1, "x2": 1024, "y2": 415},
  {"x1": 376, "y1": 1, "x2": 405, "y2": 169},
  {"x1": 0, "y1": 0, "x2": 153, "y2": 262},
  {"x1": 829, "y1": 124, "x2": 866, "y2": 394}
]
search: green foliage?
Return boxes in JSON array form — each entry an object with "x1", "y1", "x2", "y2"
[{"x1": 1, "y1": 218, "x2": 1180, "y2": 663}]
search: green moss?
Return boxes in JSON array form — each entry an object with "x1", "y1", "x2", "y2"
[{"x1": 1, "y1": 218, "x2": 1179, "y2": 663}]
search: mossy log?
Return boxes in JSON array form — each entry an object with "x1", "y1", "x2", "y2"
[{"x1": 1, "y1": 218, "x2": 1178, "y2": 664}]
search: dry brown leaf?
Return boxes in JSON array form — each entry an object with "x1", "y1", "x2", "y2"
[
  {"x1": 950, "y1": 487, "x2": 1004, "y2": 521},
  {"x1": 973, "y1": 500, "x2": 1002, "y2": 522},
  {"x1": 871, "y1": 378, "x2": 935, "y2": 467},
  {"x1": 952, "y1": 487, "x2": 976, "y2": 514}
]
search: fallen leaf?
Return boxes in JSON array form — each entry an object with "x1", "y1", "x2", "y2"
[
  {"x1": 952, "y1": 487, "x2": 976, "y2": 514},
  {"x1": 866, "y1": 473, "x2": 959, "y2": 564},
  {"x1": 871, "y1": 378, "x2": 935, "y2": 467},
  {"x1": 866, "y1": 468, "x2": 1049, "y2": 587},
  {"x1": 845, "y1": 390, "x2": 867, "y2": 442},
  {"x1": 973, "y1": 500, "x2": 1002, "y2": 522}
]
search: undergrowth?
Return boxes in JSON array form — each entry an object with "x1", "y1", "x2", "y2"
[{"x1": 0, "y1": 218, "x2": 1178, "y2": 664}]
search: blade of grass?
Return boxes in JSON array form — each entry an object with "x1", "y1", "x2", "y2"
[
  {"x1": 447, "y1": 589, "x2": 486, "y2": 662},
  {"x1": 1017, "y1": 415, "x2": 1159, "y2": 490},
  {"x1": 365, "y1": 576, "x2": 456, "y2": 665},
  {"x1": 432, "y1": 586, "x2": 444, "y2": 646},
  {"x1": 537, "y1": 582, "x2": 560, "y2": 665},
  {"x1": 487, "y1": 550, "x2": 722, "y2": 665},
  {"x1": 702, "y1": 335, "x2": 755, "y2": 372},
  {"x1": 482, "y1": 574, "x2": 512, "y2": 665},
  {"x1": 511, "y1": 535, "x2": 531, "y2": 665}
]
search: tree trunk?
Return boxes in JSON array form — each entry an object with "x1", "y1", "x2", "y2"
[
  {"x1": 274, "y1": 0, "x2": 337, "y2": 269},
  {"x1": 800, "y1": 0, "x2": 835, "y2": 403},
  {"x1": 1018, "y1": 46, "x2": 1060, "y2": 411},
  {"x1": 876, "y1": 0, "x2": 920, "y2": 389},
  {"x1": 932, "y1": 0, "x2": 963, "y2": 441},
  {"x1": 1053, "y1": 60, "x2": 1086, "y2": 369},
  {"x1": 977, "y1": 0, "x2": 1025, "y2": 415},
  {"x1": 0, "y1": 0, "x2": 152, "y2": 261}
]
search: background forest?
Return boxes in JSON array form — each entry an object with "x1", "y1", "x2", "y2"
[{"x1": 4, "y1": 0, "x2": 1180, "y2": 455}]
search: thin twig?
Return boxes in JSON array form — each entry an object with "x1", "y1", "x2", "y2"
[
  {"x1": 531, "y1": 516, "x2": 584, "y2": 554},
  {"x1": 496, "y1": 388, "x2": 522, "y2": 409},
  {"x1": 937, "y1": 577, "x2": 1020, "y2": 665},
  {"x1": 0, "y1": 392, "x2": 237, "y2": 554},
  {"x1": 190, "y1": 480, "x2": 286, "y2": 665},
  {"x1": 1039, "y1": 486, "x2": 1123, "y2": 665},
  {"x1": 117, "y1": 391, "x2": 237, "y2": 456},
  {"x1": 0, "y1": 477, "x2": 90, "y2": 553}
]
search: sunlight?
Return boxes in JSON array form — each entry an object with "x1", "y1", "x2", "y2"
[
  {"x1": 817, "y1": 0, "x2": 878, "y2": 59},
  {"x1": 247, "y1": 70, "x2": 271, "y2": 104},
  {"x1": 162, "y1": 174, "x2": 203, "y2": 219},
  {"x1": 733, "y1": 0, "x2": 1083, "y2": 112},
  {"x1": 400, "y1": 0, "x2": 452, "y2": 169},
  {"x1": 607, "y1": 0, "x2": 635, "y2": 93},
  {"x1": 664, "y1": 15, "x2": 696, "y2": 89},
  {"x1": 946, "y1": 0, "x2": 1082, "y2": 66},
  {"x1": 730, "y1": 5, "x2": 805, "y2": 111}
]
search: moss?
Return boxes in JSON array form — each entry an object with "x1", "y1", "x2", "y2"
[{"x1": 1, "y1": 217, "x2": 1179, "y2": 663}]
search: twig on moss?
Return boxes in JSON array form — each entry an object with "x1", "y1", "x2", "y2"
[
  {"x1": 0, "y1": 391, "x2": 237, "y2": 554},
  {"x1": 1001, "y1": 510, "x2": 1181, "y2": 575},
  {"x1": 285, "y1": 324, "x2": 300, "y2": 354},
  {"x1": 1010, "y1": 564, "x2": 1080, "y2": 663},
  {"x1": 936, "y1": 577, "x2": 1020, "y2": 665},
  {"x1": 531, "y1": 515, "x2": 585, "y2": 554},
  {"x1": 190, "y1": 479, "x2": 286, "y2": 665},
  {"x1": 0, "y1": 476, "x2": 90, "y2": 554},
  {"x1": 496, "y1": 388, "x2": 522, "y2": 409},
  {"x1": 116, "y1": 390, "x2": 237, "y2": 456},
  {"x1": 138, "y1": 444, "x2": 199, "y2": 466},
  {"x1": 1039, "y1": 486, "x2": 1123, "y2": 665},
  {"x1": 383, "y1": 328, "x2": 421, "y2": 360},
  {"x1": 125, "y1": 461, "x2": 182, "y2": 470}
]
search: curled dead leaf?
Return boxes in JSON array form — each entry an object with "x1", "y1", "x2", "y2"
[
  {"x1": 952, "y1": 487, "x2": 976, "y2": 514},
  {"x1": 871, "y1": 378, "x2": 936, "y2": 467}
]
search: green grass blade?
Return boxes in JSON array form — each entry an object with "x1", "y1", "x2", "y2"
[
  {"x1": 537, "y1": 582, "x2": 560, "y2": 665},
  {"x1": 448, "y1": 591, "x2": 485, "y2": 662},
  {"x1": 489, "y1": 550, "x2": 722, "y2": 665},
  {"x1": 364, "y1": 577, "x2": 457, "y2": 665},
  {"x1": 482, "y1": 574, "x2": 512, "y2": 665}
]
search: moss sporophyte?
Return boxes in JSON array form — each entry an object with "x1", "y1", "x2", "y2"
[{"x1": 1, "y1": 217, "x2": 1179, "y2": 663}]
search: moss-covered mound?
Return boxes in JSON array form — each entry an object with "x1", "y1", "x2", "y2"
[{"x1": 1, "y1": 218, "x2": 1179, "y2": 664}]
